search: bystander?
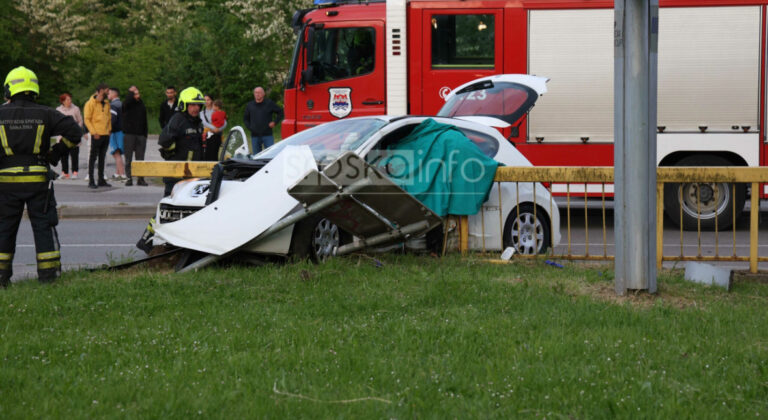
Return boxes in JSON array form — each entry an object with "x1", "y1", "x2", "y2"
[
  {"x1": 122, "y1": 85, "x2": 148, "y2": 186},
  {"x1": 83, "y1": 83, "x2": 112, "y2": 188},
  {"x1": 159, "y1": 85, "x2": 178, "y2": 129},
  {"x1": 108, "y1": 87, "x2": 126, "y2": 180},
  {"x1": 243, "y1": 86, "x2": 283, "y2": 153},
  {"x1": 55, "y1": 93, "x2": 83, "y2": 179}
]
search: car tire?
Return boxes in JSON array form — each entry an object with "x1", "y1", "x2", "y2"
[
  {"x1": 663, "y1": 155, "x2": 746, "y2": 231},
  {"x1": 503, "y1": 204, "x2": 551, "y2": 255},
  {"x1": 290, "y1": 216, "x2": 350, "y2": 262}
]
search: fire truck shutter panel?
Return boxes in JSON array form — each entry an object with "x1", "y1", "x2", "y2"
[{"x1": 528, "y1": 7, "x2": 760, "y2": 143}]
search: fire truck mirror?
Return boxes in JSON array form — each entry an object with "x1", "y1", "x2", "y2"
[
  {"x1": 301, "y1": 68, "x2": 314, "y2": 87},
  {"x1": 508, "y1": 126, "x2": 519, "y2": 139}
]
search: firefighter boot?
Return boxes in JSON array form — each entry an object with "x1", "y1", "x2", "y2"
[
  {"x1": 0, "y1": 253, "x2": 12, "y2": 288},
  {"x1": 37, "y1": 251, "x2": 61, "y2": 284}
]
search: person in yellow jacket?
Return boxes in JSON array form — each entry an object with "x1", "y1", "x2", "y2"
[
  {"x1": 0, "y1": 66, "x2": 82, "y2": 287},
  {"x1": 83, "y1": 83, "x2": 112, "y2": 188}
]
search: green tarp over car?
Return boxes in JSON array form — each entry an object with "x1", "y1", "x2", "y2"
[{"x1": 376, "y1": 118, "x2": 499, "y2": 217}]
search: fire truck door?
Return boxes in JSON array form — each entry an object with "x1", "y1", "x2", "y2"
[
  {"x1": 421, "y1": 9, "x2": 503, "y2": 115},
  {"x1": 297, "y1": 21, "x2": 385, "y2": 131}
]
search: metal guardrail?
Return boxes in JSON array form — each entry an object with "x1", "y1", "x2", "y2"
[
  {"x1": 132, "y1": 161, "x2": 766, "y2": 273},
  {"x1": 490, "y1": 166, "x2": 766, "y2": 273}
]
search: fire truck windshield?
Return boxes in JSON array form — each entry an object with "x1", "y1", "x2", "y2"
[{"x1": 307, "y1": 27, "x2": 375, "y2": 83}]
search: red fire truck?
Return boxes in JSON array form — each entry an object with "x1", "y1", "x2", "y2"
[{"x1": 282, "y1": 0, "x2": 768, "y2": 230}]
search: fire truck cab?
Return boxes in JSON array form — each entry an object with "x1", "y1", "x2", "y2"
[{"x1": 283, "y1": 0, "x2": 768, "y2": 230}]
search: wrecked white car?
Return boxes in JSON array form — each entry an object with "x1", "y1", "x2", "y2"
[{"x1": 142, "y1": 75, "x2": 561, "y2": 267}]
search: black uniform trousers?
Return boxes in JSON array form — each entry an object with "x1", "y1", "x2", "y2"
[{"x1": 0, "y1": 183, "x2": 60, "y2": 285}]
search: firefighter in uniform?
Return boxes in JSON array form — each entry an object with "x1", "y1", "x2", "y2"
[
  {"x1": 0, "y1": 67, "x2": 82, "y2": 287},
  {"x1": 158, "y1": 86, "x2": 206, "y2": 197}
]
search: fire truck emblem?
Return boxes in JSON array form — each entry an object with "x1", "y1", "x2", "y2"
[{"x1": 329, "y1": 88, "x2": 352, "y2": 118}]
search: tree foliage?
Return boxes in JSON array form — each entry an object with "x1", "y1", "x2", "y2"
[{"x1": 2, "y1": 0, "x2": 312, "y2": 129}]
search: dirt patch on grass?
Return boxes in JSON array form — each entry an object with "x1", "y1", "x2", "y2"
[
  {"x1": 492, "y1": 276, "x2": 524, "y2": 285},
  {"x1": 578, "y1": 280, "x2": 703, "y2": 309}
]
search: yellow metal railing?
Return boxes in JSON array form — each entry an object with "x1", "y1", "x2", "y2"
[
  {"x1": 489, "y1": 166, "x2": 766, "y2": 273},
  {"x1": 656, "y1": 167, "x2": 766, "y2": 273},
  {"x1": 489, "y1": 167, "x2": 614, "y2": 262}
]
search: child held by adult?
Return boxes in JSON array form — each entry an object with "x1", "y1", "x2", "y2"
[{"x1": 202, "y1": 95, "x2": 227, "y2": 161}]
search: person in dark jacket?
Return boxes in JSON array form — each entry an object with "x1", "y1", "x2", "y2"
[
  {"x1": 0, "y1": 66, "x2": 82, "y2": 286},
  {"x1": 158, "y1": 85, "x2": 178, "y2": 129},
  {"x1": 122, "y1": 85, "x2": 149, "y2": 186},
  {"x1": 158, "y1": 87, "x2": 205, "y2": 196},
  {"x1": 243, "y1": 86, "x2": 283, "y2": 153}
]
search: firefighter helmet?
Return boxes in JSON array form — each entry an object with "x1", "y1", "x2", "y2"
[
  {"x1": 177, "y1": 87, "x2": 205, "y2": 112},
  {"x1": 4, "y1": 66, "x2": 39, "y2": 98}
]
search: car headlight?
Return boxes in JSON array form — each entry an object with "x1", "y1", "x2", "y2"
[{"x1": 169, "y1": 178, "x2": 201, "y2": 199}]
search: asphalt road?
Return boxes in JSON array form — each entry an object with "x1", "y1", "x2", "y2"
[{"x1": 10, "y1": 219, "x2": 147, "y2": 283}]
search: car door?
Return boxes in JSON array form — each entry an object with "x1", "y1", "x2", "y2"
[{"x1": 219, "y1": 126, "x2": 250, "y2": 159}]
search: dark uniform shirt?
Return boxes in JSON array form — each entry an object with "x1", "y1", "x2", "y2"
[
  {"x1": 158, "y1": 112, "x2": 204, "y2": 161},
  {"x1": 0, "y1": 96, "x2": 82, "y2": 190}
]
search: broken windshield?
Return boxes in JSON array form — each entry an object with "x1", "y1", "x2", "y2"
[{"x1": 254, "y1": 118, "x2": 388, "y2": 163}]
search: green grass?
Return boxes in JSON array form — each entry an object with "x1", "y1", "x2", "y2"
[{"x1": 1, "y1": 255, "x2": 767, "y2": 418}]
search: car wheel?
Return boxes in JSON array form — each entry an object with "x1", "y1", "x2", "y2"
[
  {"x1": 503, "y1": 204, "x2": 551, "y2": 255},
  {"x1": 290, "y1": 216, "x2": 348, "y2": 262},
  {"x1": 663, "y1": 155, "x2": 746, "y2": 231}
]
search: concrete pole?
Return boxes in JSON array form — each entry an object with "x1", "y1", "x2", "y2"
[{"x1": 614, "y1": 0, "x2": 658, "y2": 294}]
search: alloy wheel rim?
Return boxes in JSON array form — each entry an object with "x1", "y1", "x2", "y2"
[
  {"x1": 312, "y1": 218, "x2": 340, "y2": 261},
  {"x1": 511, "y1": 212, "x2": 544, "y2": 255}
]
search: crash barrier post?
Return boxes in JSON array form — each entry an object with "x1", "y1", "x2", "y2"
[{"x1": 482, "y1": 166, "x2": 767, "y2": 273}]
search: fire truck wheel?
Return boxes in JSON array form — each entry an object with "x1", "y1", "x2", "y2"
[
  {"x1": 663, "y1": 155, "x2": 746, "y2": 231},
  {"x1": 290, "y1": 216, "x2": 350, "y2": 263},
  {"x1": 503, "y1": 204, "x2": 551, "y2": 255}
]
